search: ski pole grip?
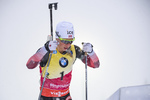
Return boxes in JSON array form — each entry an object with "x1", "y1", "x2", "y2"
[
  {"x1": 82, "y1": 42, "x2": 87, "y2": 56},
  {"x1": 48, "y1": 3, "x2": 58, "y2": 10}
]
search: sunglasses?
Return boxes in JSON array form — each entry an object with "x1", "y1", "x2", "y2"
[{"x1": 59, "y1": 37, "x2": 75, "y2": 44}]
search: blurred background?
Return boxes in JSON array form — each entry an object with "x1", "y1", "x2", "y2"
[{"x1": 0, "y1": 0, "x2": 150, "y2": 100}]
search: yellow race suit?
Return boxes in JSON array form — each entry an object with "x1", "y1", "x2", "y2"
[{"x1": 26, "y1": 44, "x2": 100, "y2": 98}]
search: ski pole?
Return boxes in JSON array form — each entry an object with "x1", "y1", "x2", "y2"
[
  {"x1": 85, "y1": 52, "x2": 88, "y2": 100},
  {"x1": 38, "y1": 3, "x2": 58, "y2": 100},
  {"x1": 38, "y1": 51, "x2": 53, "y2": 100},
  {"x1": 49, "y1": 3, "x2": 58, "y2": 40},
  {"x1": 82, "y1": 42, "x2": 88, "y2": 100}
]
